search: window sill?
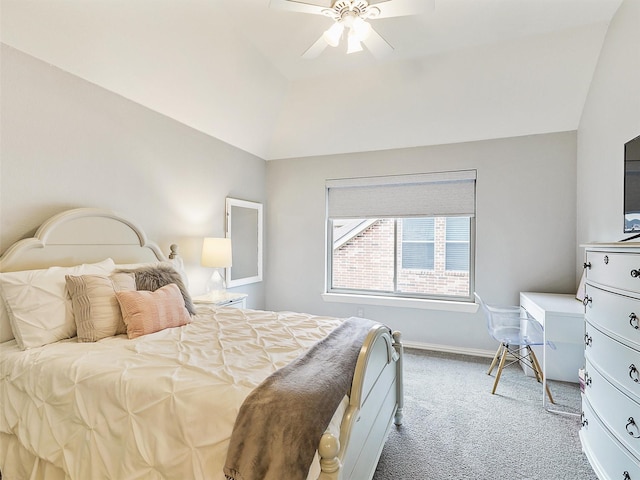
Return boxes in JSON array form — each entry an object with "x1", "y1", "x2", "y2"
[{"x1": 321, "y1": 293, "x2": 479, "y2": 313}]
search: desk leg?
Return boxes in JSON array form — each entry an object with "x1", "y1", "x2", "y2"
[
  {"x1": 543, "y1": 336, "x2": 548, "y2": 409},
  {"x1": 542, "y1": 333, "x2": 580, "y2": 417}
]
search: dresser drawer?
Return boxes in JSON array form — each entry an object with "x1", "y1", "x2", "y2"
[
  {"x1": 586, "y1": 250, "x2": 640, "y2": 294},
  {"x1": 584, "y1": 357, "x2": 640, "y2": 459},
  {"x1": 581, "y1": 396, "x2": 640, "y2": 480},
  {"x1": 585, "y1": 321, "x2": 640, "y2": 403},
  {"x1": 585, "y1": 284, "x2": 640, "y2": 349}
]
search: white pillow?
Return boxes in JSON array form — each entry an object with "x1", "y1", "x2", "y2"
[
  {"x1": 114, "y1": 261, "x2": 164, "y2": 270},
  {"x1": 0, "y1": 259, "x2": 116, "y2": 349},
  {"x1": 115, "y1": 261, "x2": 189, "y2": 286},
  {"x1": 0, "y1": 303, "x2": 12, "y2": 343}
]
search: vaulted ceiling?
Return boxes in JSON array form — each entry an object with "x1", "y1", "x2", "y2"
[{"x1": 0, "y1": 0, "x2": 623, "y2": 160}]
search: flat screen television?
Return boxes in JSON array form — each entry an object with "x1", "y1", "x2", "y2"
[{"x1": 624, "y1": 134, "x2": 640, "y2": 234}]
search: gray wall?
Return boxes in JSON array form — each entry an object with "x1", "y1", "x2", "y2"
[
  {"x1": 266, "y1": 132, "x2": 578, "y2": 352},
  {"x1": 0, "y1": 45, "x2": 267, "y2": 308},
  {"x1": 577, "y1": 0, "x2": 640, "y2": 252}
]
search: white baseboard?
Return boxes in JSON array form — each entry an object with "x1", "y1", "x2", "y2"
[{"x1": 402, "y1": 340, "x2": 496, "y2": 359}]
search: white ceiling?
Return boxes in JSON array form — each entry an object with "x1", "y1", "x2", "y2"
[
  {"x1": 0, "y1": 0, "x2": 623, "y2": 160},
  {"x1": 229, "y1": 0, "x2": 621, "y2": 80}
]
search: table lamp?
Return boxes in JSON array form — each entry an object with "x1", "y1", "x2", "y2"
[{"x1": 201, "y1": 237, "x2": 232, "y2": 298}]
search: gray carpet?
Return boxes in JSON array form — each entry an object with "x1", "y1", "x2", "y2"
[{"x1": 373, "y1": 348, "x2": 596, "y2": 479}]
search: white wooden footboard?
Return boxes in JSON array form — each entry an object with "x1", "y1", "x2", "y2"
[{"x1": 317, "y1": 326, "x2": 403, "y2": 480}]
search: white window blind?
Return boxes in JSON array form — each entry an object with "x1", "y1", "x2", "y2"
[
  {"x1": 326, "y1": 170, "x2": 477, "y2": 219},
  {"x1": 445, "y1": 217, "x2": 470, "y2": 271},
  {"x1": 402, "y1": 218, "x2": 435, "y2": 270}
]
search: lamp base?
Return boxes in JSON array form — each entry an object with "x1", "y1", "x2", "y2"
[{"x1": 205, "y1": 269, "x2": 227, "y2": 299}]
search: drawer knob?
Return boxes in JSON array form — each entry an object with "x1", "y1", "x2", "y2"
[
  {"x1": 583, "y1": 296, "x2": 592, "y2": 307},
  {"x1": 626, "y1": 417, "x2": 640, "y2": 438},
  {"x1": 631, "y1": 313, "x2": 639, "y2": 330},
  {"x1": 630, "y1": 364, "x2": 640, "y2": 383},
  {"x1": 584, "y1": 333, "x2": 593, "y2": 347},
  {"x1": 632, "y1": 269, "x2": 640, "y2": 278},
  {"x1": 583, "y1": 262, "x2": 591, "y2": 270}
]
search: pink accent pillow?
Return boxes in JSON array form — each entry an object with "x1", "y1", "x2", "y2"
[{"x1": 115, "y1": 283, "x2": 191, "y2": 339}]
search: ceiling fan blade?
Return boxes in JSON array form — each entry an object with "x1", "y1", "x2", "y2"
[
  {"x1": 302, "y1": 35, "x2": 330, "y2": 59},
  {"x1": 362, "y1": 27, "x2": 394, "y2": 59},
  {"x1": 269, "y1": 0, "x2": 330, "y2": 16},
  {"x1": 369, "y1": 0, "x2": 435, "y2": 19}
]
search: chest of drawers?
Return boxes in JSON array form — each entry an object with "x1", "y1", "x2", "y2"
[{"x1": 581, "y1": 244, "x2": 640, "y2": 480}]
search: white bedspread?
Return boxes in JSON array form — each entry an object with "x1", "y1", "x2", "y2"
[{"x1": 0, "y1": 306, "x2": 344, "y2": 480}]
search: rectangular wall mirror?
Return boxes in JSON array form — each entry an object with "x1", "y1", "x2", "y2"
[{"x1": 225, "y1": 197, "x2": 263, "y2": 287}]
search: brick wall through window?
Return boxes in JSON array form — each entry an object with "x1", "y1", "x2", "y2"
[{"x1": 332, "y1": 218, "x2": 469, "y2": 296}]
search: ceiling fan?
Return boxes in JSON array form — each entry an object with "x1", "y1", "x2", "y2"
[{"x1": 270, "y1": 0, "x2": 434, "y2": 59}]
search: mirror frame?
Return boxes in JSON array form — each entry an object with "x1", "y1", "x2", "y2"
[{"x1": 225, "y1": 197, "x2": 263, "y2": 287}]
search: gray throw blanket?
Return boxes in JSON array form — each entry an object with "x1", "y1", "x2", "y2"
[{"x1": 223, "y1": 317, "x2": 381, "y2": 480}]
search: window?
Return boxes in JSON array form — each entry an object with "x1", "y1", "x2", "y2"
[{"x1": 326, "y1": 171, "x2": 476, "y2": 301}]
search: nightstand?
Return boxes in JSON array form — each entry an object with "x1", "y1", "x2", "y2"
[{"x1": 193, "y1": 292, "x2": 248, "y2": 308}]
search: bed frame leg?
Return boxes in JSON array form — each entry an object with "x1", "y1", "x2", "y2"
[
  {"x1": 318, "y1": 432, "x2": 341, "y2": 480},
  {"x1": 392, "y1": 330, "x2": 404, "y2": 426}
]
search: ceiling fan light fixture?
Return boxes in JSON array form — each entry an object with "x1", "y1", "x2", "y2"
[
  {"x1": 283, "y1": 0, "x2": 405, "y2": 59},
  {"x1": 323, "y1": 21, "x2": 344, "y2": 47}
]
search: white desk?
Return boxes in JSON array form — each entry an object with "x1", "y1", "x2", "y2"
[{"x1": 519, "y1": 292, "x2": 584, "y2": 384}]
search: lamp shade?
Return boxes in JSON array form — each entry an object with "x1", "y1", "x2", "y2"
[
  {"x1": 347, "y1": 29, "x2": 363, "y2": 54},
  {"x1": 323, "y1": 21, "x2": 344, "y2": 47},
  {"x1": 352, "y1": 17, "x2": 372, "y2": 41},
  {"x1": 201, "y1": 237, "x2": 232, "y2": 268}
]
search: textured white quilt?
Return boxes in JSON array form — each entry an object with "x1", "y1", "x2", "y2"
[{"x1": 0, "y1": 306, "x2": 344, "y2": 480}]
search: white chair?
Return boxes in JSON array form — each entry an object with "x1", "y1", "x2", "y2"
[{"x1": 475, "y1": 293, "x2": 554, "y2": 403}]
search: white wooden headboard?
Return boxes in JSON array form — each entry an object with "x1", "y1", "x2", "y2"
[{"x1": 0, "y1": 208, "x2": 166, "y2": 273}]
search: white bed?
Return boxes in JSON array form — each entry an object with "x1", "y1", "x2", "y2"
[{"x1": 0, "y1": 208, "x2": 403, "y2": 480}]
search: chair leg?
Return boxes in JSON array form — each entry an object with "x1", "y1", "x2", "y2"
[
  {"x1": 528, "y1": 346, "x2": 555, "y2": 404},
  {"x1": 491, "y1": 343, "x2": 509, "y2": 395},
  {"x1": 525, "y1": 346, "x2": 543, "y2": 383},
  {"x1": 487, "y1": 344, "x2": 503, "y2": 375}
]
